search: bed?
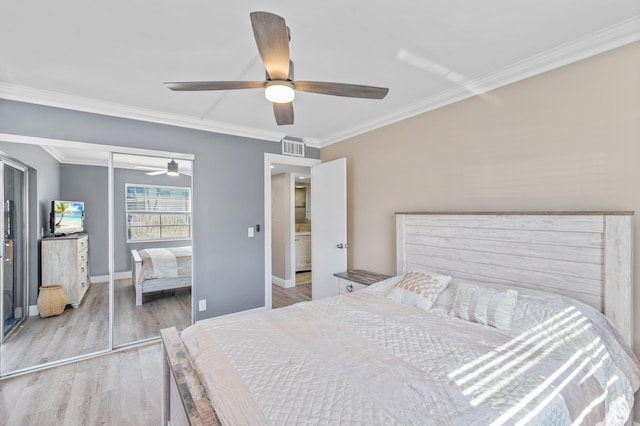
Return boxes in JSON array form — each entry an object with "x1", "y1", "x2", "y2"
[
  {"x1": 161, "y1": 212, "x2": 639, "y2": 425},
  {"x1": 131, "y1": 246, "x2": 192, "y2": 306}
]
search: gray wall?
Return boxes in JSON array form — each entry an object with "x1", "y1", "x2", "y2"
[
  {"x1": 0, "y1": 142, "x2": 61, "y2": 305},
  {"x1": 60, "y1": 164, "x2": 192, "y2": 275},
  {"x1": 0, "y1": 143, "x2": 61, "y2": 233},
  {"x1": 59, "y1": 164, "x2": 108, "y2": 276},
  {"x1": 0, "y1": 99, "x2": 320, "y2": 319}
]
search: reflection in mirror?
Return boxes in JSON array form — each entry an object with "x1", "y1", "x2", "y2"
[
  {"x1": 112, "y1": 153, "x2": 192, "y2": 347},
  {"x1": 0, "y1": 141, "x2": 110, "y2": 374}
]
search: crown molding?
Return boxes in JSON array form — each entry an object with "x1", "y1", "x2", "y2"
[
  {"x1": 1, "y1": 16, "x2": 638, "y2": 149},
  {"x1": 0, "y1": 133, "x2": 195, "y2": 161},
  {"x1": 318, "y1": 16, "x2": 640, "y2": 147},
  {"x1": 0, "y1": 83, "x2": 290, "y2": 143}
]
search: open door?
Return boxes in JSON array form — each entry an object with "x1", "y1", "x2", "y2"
[{"x1": 311, "y1": 158, "x2": 347, "y2": 300}]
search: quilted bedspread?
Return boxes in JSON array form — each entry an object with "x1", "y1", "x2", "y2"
[
  {"x1": 181, "y1": 281, "x2": 640, "y2": 425},
  {"x1": 138, "y1": 246, "x2": 191, "y2": 280}
]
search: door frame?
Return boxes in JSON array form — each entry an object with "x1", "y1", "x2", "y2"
[
  {"x1": 264, "y1": 153, "x2": 320, "y2": 310},
  {"x1": 0, "y1": 157, "x2": 29, "y2": 344}
]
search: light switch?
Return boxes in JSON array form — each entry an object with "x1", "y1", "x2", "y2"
[
  {"x1": 198, "y1": 299, "x2": 206, "y2": 311},
  {"x1": 248, "y1": 227, "x2": 254, "y2": 238}
]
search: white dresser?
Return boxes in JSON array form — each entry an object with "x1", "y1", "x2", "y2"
[{"x1": 41, "y1": 234, "x2": 90, "y2": 308}]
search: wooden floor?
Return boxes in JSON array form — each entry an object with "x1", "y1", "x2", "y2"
[
  {"x1": 272, "y1": 272, "x2": 312, "y2": 309},
  {"x1": 113, "y1": 278, "x2": 191, "y2": 347},
  {"x1": 2, "y1": 278, "x2": 190, "y2": 374},
  {"x1": 0, "y1": 342, "x2": 162, "y2": 425},
  {"x1": 1, "y1": 282, "x2": 109, "y2": 374},
  {"x1": 0, "y1": 275, "x2": 308, "y2": 424}
]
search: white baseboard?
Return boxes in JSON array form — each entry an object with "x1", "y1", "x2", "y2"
[
  {"x1": 28, "y1": 304, "x2": 39, "y2": 317},
  {"x1": 90, "y1": 270, "x2": 132, "y2": 284},
  {"x1": 272, "y1": 275, "x2": 295, "y2": 288},
  {"x1": 197, "y1": 306, "x2": 266, "y2": 322}
]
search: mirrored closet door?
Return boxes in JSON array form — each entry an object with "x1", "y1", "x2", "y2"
[
  {"x1": 0, "y1": 139, "x2": 195, "y2": 376},
  {"x1": 112, "y1": 153, "x2": 193, "y2": 347},
  {"x1": 0, "y1": 142, "x2": 110, "y2": 374}
]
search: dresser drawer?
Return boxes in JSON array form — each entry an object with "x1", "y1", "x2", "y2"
[
  {"x1": 334, "y1": 270, "x2": 391, "y2": 296},
  {"x1": 338, "y1": 280, "x2": 367, "y2": 294}
]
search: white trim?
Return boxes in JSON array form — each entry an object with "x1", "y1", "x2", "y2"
[
  {"x1": 196, "y1": 306, "x2": 266, "y2": 322},
  {"x1": 28, "y1": 304, "x2": 39, "y2": 317},
  {"x1": 321, "y1": 17, "x2": 640, "y2": 147},
  {"x1": 288, "y1": 173, "x2": 296, "y2": 286},
  {"x1": 0, "y1": 82, "x2": 289, "y2": 144},
  {"x1": 272, "y1": 275, "x2": 295, "y2": 289},
  {"x1": 0, "y1": 17, "x2": 637, "y2": 148},
  {"x1": 108, "y1": 152, "x2": 114, "y2": 351},
  {"x1": 264, "y1": 153, "x2": 320, "y2": 311},
  {"x1": 91, "y1": 271, "x2": 132, "y2": 284},
  {"x1": 0, "y1": 133, "x2": 195, "y2": 161}
]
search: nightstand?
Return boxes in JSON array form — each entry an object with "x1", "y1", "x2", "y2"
[{"x1": 333, "y1": 270, "x2": 391, "y2": 294}]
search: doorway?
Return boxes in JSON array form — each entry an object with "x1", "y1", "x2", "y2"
[
  {"x1": 271, "y1": 168, "x2": 312, "y2": 308},
  {"x1": 264, "y1": 154, "x2": 320, "y2": 310},
  {"x1": 0, "y1": 158, "x2": 27, "y2": 343}
]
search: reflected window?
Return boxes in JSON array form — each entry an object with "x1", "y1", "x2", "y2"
[{"x1": 125, "y1": 184, "x2": 191, "y2": 242}]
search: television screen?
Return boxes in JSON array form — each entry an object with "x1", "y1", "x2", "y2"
[{"x1": 52, "y1": 201, "x2": 84, "y2": 235}]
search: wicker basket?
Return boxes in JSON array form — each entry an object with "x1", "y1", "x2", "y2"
[{"x1": 37, "y1": 285, "x2": 67, "y2": 318}]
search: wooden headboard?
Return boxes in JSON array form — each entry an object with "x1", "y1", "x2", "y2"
[{"x1": 396, "y1": 212, "x2": 633, "y2": 345}]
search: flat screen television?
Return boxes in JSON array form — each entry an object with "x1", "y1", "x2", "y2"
[{"x1": 50, "y1": 200, "x2": 85, "y2": 236}]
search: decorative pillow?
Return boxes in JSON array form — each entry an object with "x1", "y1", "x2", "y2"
[
  {"x1": 453, "y1": 282, "x2": 518, "y2": 330},
  {"x1": 386, "y1": 271, "x2": 452, "y2": 312}
]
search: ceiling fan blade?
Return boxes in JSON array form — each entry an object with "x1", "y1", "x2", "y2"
[
  {"x1": 295, "y1": 81, "x2": 389, "y2": 99},
  {"x1": 164, "y1": 81, "x2": 265, "y2": 91},
  {"x1": 145, "y1": 170, "x2": 166, "y2": 176},
  {"x1": 179, "y1": 171, "x2": 192, "y2": 177},
  {"x1": 250, "y1": 11, "x2": 290, "y2": 80},
  {"x1": 273, "y1": 102, "x2": 294, "y2": 126}
]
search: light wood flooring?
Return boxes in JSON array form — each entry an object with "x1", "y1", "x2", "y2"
[
  {"x1": 2, "y1": 278, "x2": 190, "y2": 374},
  {"x1": 0, "y1": 342, "x2": 162, "y2": 425},
  {"x1": 272, "y1": 272, "x2": 312, "y2": 309},
  {"x1": 1, "y1": 282, "x2": 109, "y2": 374},
  {"x1": 0, "y1": 276, "x2": 309, "y2": 424},
  {"x1": 113, "y1": 278, "x2": 191, "y2": 347}
]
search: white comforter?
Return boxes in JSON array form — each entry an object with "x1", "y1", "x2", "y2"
[{"x1": 181, "y1": 280, "x2": 640, "y2": 425}]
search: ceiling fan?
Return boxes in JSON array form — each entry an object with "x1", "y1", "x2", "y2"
[
  {"x1": 164, "y1": 11, "x2": 389, "y2": 126},
  {"x1": 134, "y1": 160, "x2": 191, "y2": 177}
]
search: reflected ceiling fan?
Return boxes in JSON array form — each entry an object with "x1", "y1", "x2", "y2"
[
  {"x1": 134, "y1": 160, "x2": 191, "y2": 177},
  {"x1": 164, "y1": 11, "x2": 389, "y2": 125}
]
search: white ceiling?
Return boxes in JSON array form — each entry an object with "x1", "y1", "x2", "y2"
[{"x1": 1, "y1": 1, "x2": 638, "y2": 147}]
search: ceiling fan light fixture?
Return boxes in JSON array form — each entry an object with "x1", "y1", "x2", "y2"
[
  {"x1": 167, "y1": 159, "x2": 179, "y2": 177},
  {"x1": 265, "y1": 81, "x2": 295, "y2": 103}
]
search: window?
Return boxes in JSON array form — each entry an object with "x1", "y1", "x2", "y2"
[{"x1": 126, "y1": 184, "x2": 191, "y2": 242}]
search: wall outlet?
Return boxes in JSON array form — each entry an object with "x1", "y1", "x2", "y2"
[{"x1": 198, "y1": 299, "x2": 207, "y2": 311}]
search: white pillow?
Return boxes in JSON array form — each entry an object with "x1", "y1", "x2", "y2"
[
  {"x1": 453, "y1": 282, "x2": 518, "y2": 330},
  {"x1": 386, "y1": 271, "x2": 452, "y2": 312}
]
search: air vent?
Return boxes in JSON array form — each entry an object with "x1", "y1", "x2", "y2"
[{"x1": 281, "y1": 137, "x2": 305, "y2": 157}]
